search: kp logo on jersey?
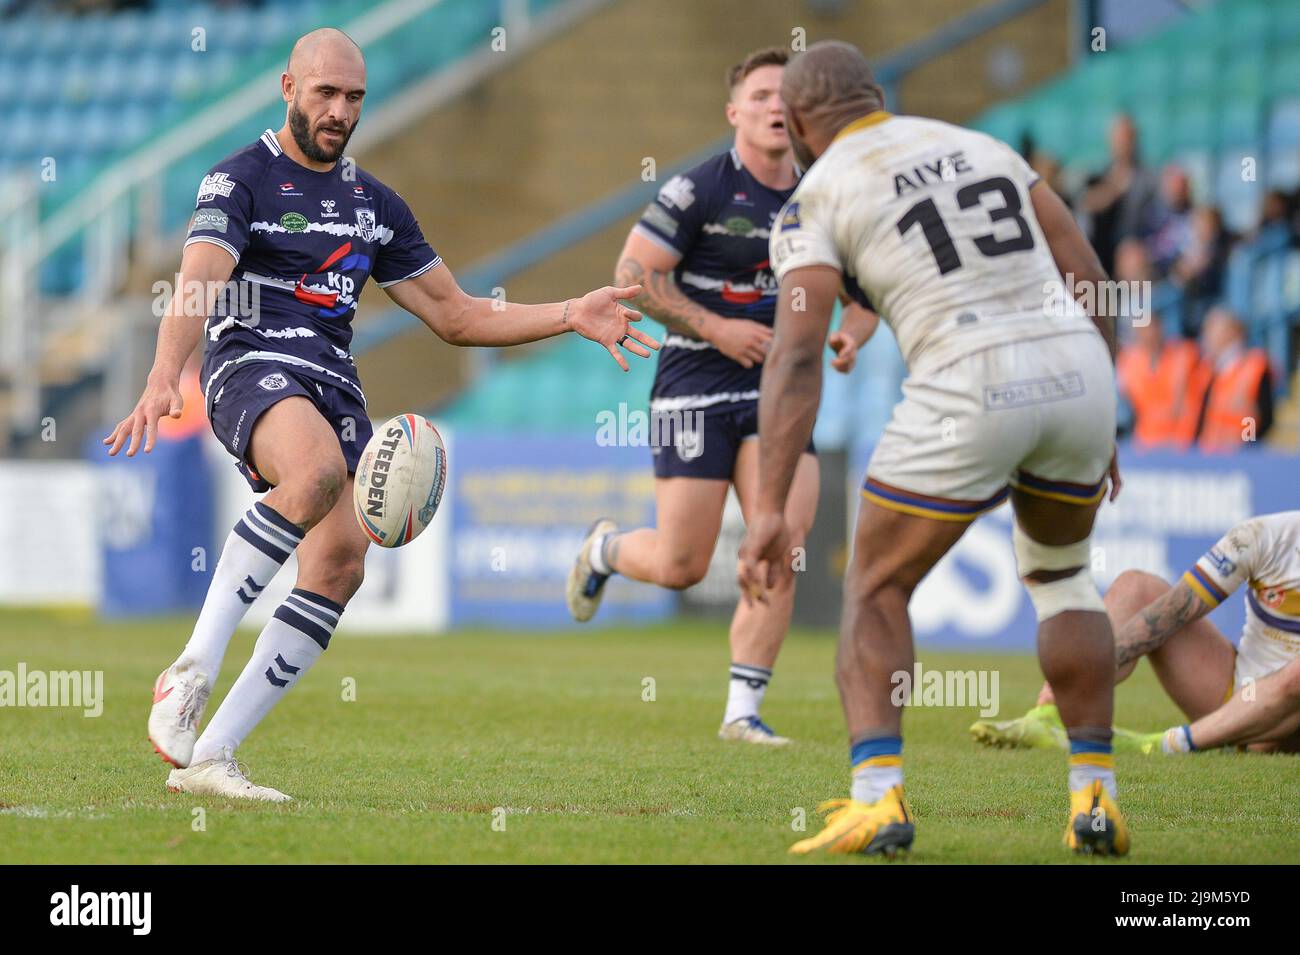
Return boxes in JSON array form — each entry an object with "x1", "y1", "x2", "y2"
[{"x1": 293, "y1": 241, "x2": 371, "y2": 319}]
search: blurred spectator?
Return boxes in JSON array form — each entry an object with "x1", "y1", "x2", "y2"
[
  {"x1": 1244, "y1": 190, "x2": 1294, "y2": 256},
  {"x1": 1168, "y1": 205, "x2": 1232, "y2": 335},
  {"x1": 1079, "y1": 115, "x2": 1160, "y2": 274},
  {"x1": 1148, "y1": 165, "x2": 1193, "y2": 276},
  {"x1": 1116, "y1": 316, "x2": 1208, "y2": 449},
  {"x1": 1030, "y1": 150, "x2": 1072, "y2": 210},
  {"x1": 1195, "y1": 306, "x2": 1273, "y2": 451},
  {"x1": 1112, "y1": 236, "x2": 1181, "y2": 336}
]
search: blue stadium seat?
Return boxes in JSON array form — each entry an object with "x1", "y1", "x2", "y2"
[
  {"x1": 1267, "y1": 149, "x2": 1300, "y2": 191},
  {"x1": 1173, "y1": 49, "x2": 1219, "y2": 102},
  {"x1": 1268, "y1": 98, "x2": 1300, "y2": 147},
  {"x1": 25, "y1": 58, "x2": 62, "y2": 106},
  {"x1": 1214, "y1": 148, "x2": 1267, "y2": 232},
  {"x1": 1168, "y1": 101, "x2": 1218, "y2": 152},
  {"x1": 1219, "y1": 100, "x2": 1265, "y2": 149},
  {"x1": 1269, "y1": 45, "x2": 1300, "y2": 96}
]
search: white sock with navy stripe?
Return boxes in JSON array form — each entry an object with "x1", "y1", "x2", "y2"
[
  {"x1": 189, "y1": 588, "x2": 341, "y2": 765},
  {"x1": 176, "y1": 502, "x2": 304, "y2": 685},
  {"x1": 724, "y1": 662, "x2": 772, "y2": 724}
]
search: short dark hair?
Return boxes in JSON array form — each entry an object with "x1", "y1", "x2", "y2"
[{"x1": 727, "y1": 46, "x2": 788, "y2": 95}]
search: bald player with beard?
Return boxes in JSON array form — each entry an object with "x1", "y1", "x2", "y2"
[
  {"x1": 107, "y1": 29, "x2": 658, "y2": 801},
  {"x1": 738, "y1": 42, "x2": 1129, "y2": 857}
]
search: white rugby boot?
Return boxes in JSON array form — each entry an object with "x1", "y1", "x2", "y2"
[
  {"x1": 718, "y1": 715, "x2": 791, "y2": 746},
  {"x1": 166, "y1": 748, "x2": 291, "y2": 802},
  {"x1": 566, "y1": 518, "x2": 618, "y2": 623},
  {"x1": 148, "y1": 663, "x2": 211, "y2": 768}
]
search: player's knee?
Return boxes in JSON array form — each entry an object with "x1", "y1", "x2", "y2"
[
  {"x1": 1105, "y1": 569, "x2": 1167, "y2": 612},
  {"x1": 1013, "y1": 521, "x2": 1105, "y2": 621},
  {"x1": 659, "y1": 554, "x2": 709, "y2": 590},
  {"x1": 282, "y1": 458, "x2": 348, "y2": 525},
  {"x1": 1277, "y1": 662, "x2": 1300, "y2": 703},
  {"x1": 844, "y1": 565, "x2": 911, "y2": 609}
]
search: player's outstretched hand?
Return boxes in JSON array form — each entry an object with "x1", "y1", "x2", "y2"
[
  {"x1": 1107, "y1": 447, "x2": 1122, "y2": 502},
  {"x1": 711, "y1": 318, "x2": 772, "y2": 369},
  {"x1": 828, "y1": 330, "x2": 859, "y2": 373},
  {"x1": 737, "y1": 511, "x2": 792, "y2": 606},
  {"x1": 103, "y1": 378, "x2": 183, "y2": 457},
  {"x1": 569, "y1": 285, "x2": 660, "y2": 371},
  {"x1": 828, "y1": 303, "x2": 878, "y2": 374}
]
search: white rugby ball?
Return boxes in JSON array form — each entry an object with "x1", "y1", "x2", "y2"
[{"x1": 353, "y1": 414, "x2": 447, "y2": 548}]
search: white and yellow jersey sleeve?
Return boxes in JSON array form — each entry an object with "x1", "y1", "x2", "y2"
[{"x1": 1182, "y1": 511, "x2": 1300, "y2": 681}]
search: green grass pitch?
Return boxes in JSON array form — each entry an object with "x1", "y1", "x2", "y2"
[{"x1": 0, "y1": 608, "x2": 1296, "y2": 864}]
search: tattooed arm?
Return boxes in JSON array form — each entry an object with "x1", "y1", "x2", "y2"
[
  {"x1": 615, "y1": 230, "x2": 772, "y2": 368},
  {"x1": 1113, "y1": 578, "x2": 1214, "y2": 676}
]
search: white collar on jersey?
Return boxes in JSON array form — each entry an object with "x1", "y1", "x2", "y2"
[{"x1": 259, "y1": 129, "x2": 283, "y2": 157}]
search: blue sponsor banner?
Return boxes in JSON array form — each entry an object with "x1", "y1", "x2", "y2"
[
  {"x1": 88, "y1": 433, "x2": 215, "y2": 616},
  {"x1": 849, "y1": 443, "x2": 1296, "y2": 650},
  {"x1": 449, "y1": 434, "x2": 674, "y2": 628}
]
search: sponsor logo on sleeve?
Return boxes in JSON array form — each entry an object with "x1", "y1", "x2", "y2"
[
  {"x1": 1206, "y1": 547, "x2": 1237, "y2": 577},
  {"x1": 641, "y1": 203, "x2": 678, "y2": 237},
  {"x1": 779, "y1": 201, "x2": 802, "y2": 231},
  {"x1": 657, "y1": 174, "x2": 695, "y2": 211},
  {"x1": 190, "y1": 209, "x2": 229, "y2": 234},
  {"x1": 196, "y1": 172, "x2": 236, "y2": 203}
]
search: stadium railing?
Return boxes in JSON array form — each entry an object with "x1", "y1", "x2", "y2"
[{"x1": 0, "y1": 0, "x2": 611, "y2": 452}]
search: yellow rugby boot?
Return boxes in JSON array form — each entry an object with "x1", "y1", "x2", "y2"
[
  {"x1": 970, "y1": 703, "x2": 1066, "y2": 750},
  {"x1": 789, "y1": 785, "x2": 914, "y2": 858},
  {"x1": 1065, "y1": 778, "x2": 1131, "y2": 857}
]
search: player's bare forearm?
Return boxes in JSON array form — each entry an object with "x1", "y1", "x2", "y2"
[
  {"x1": 756, "y1": 267, "x2": 838, "y2": 514},
  {"x1": 149, "y1": 242, "x2": 237, "y2": 383},
  {"x1": 385, "y1": 264, "x2": 570, "y2": 346},
  {"x1": 615, "y1": 254, "x2": 720, "y2": 342},
  {"x1": 1030, "y1": 181, "x2": 1116, "y2": 360},
  {"x1": 757, "y1": 345, "x2": 819, "y2": 514},
  {"x1": 386, "y1": 264, "x2": 653, "y2": 369},
  {"x1": 1114, "y1": 579, "x2": 1212, "y2": 669}
]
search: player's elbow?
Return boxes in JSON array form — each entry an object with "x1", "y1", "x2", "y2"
[{"x1": 429, "y1": 297, "x2": 476, "y2": 346}]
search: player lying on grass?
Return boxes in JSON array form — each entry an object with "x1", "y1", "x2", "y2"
[
  {"x1": 104, "y1": 28, "x2": 657, "y2": 802},
  {"x1": 738, "y1": 41, "x2": 1131, "y2": 857},
  {"x1": 566, "y1": 45, "x2": 877, "y2": 746},
  {"x1": 972, "y1": 511, "x2": 1300, "y2": 755}
]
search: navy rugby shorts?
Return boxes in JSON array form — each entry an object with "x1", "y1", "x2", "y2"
[
  {"x1": 651, "y1": 400, "x2": 815, "y2": 480},
  {"x1": 207, "y1": 363, "x2": 372, "y2": 492}
]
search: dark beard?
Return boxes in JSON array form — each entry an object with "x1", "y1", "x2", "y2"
[{"x1": 289, "y1": 102, "x2": 354, "y2": 163}]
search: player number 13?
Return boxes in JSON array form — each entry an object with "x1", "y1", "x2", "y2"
[{"x1": 895, "y1": 175, "x2": 1034, "y2": 276}]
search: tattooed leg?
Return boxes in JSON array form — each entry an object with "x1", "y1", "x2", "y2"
[{"x1": 1036, "y1": 569, "x2": 1237, "y2": 720}]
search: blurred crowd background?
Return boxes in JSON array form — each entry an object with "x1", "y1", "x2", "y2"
[{"x1": 0, "y1": 0, "x2": 1296, "y2": 639}]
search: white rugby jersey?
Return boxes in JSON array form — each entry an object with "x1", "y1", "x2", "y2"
[
  {"x1": 770, "y1": 111, "x2": 1098, "y2": 374},
  {"x1": 1183, "y1": 511, "x2": 1300, "y2": 677}
]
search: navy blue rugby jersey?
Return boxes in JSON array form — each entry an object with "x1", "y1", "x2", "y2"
[
  {"x1": 185, "y1": 129, "x2": 441, "y2": 409},
  {"x1": 633, "y1": 147, "x2": 796, "y2": 411}
]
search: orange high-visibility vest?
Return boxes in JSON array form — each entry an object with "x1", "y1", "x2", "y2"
[
  {"x1": 1117, "y1": 339, "x2": 1208, "y2": 449},
  {"x1": 1198, "y1": 349, "x2": 1270, "y2": 453}
]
